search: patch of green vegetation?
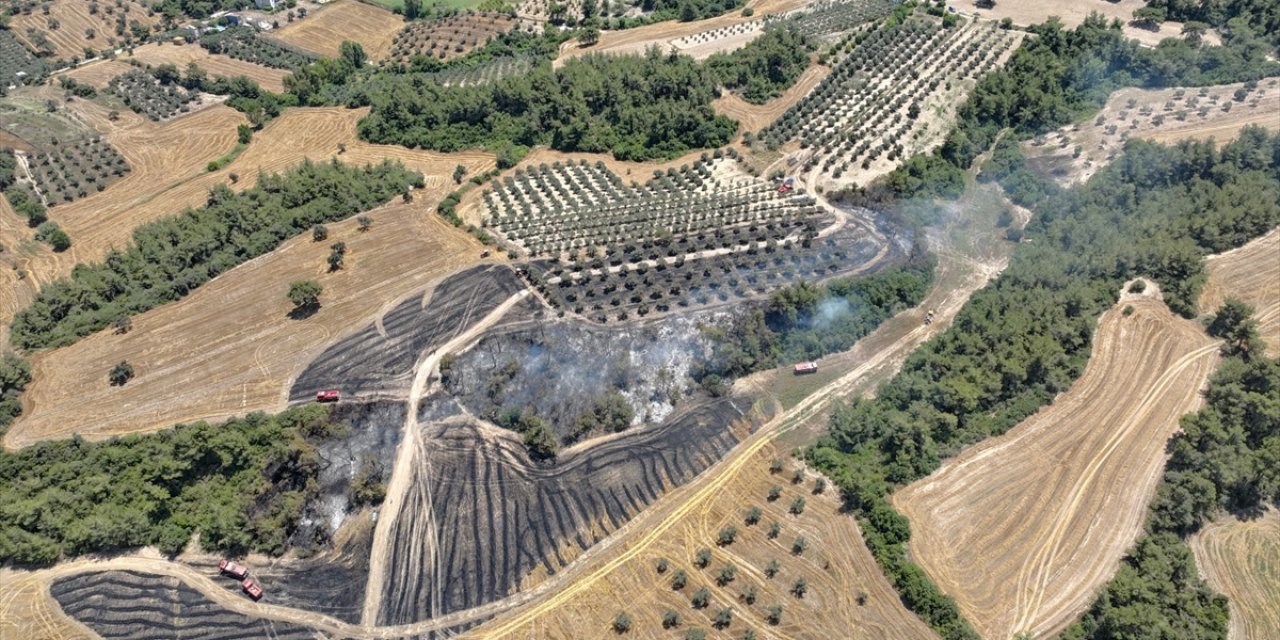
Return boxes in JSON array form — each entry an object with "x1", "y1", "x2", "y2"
[
  {"x1": 205, "y1": 142, "x2": 247, "y2": 172},
  {"x1": 706, "y1": 26, "x2": 817, "y2": 104},
  {"x1": 0, "y1": 404, "x2": 349, "y2": 565}
]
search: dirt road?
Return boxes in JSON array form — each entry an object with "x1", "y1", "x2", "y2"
[{"x1": 360, "y1": 290, "x2": 531, "y2": 625}]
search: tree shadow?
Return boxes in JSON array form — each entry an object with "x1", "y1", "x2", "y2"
[{"x1": 288, "y1": 304, "x2": 321, "y2": 320}]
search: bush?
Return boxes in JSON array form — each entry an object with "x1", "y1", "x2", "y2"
[
  {"x1": 672, "y1": 569, "x2": 688, "y2": 589},
  {"x1": 612, "y1": 611, "x2": 632, "y2": 633},
  {"x1": 690, "y1": 587, "x2": 711, "y2": 609},
  {"x1": 717, "y1": 525, "x2": 738, "y2": 546},
  {"x1": 695, "y1": 547, "x2": 712, "y2": 568},
  {"x1": 34, "y1": 222, "x2": 71, "y2": 252}
]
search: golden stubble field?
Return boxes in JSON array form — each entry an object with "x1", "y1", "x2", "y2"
[
  {"x1": 10, "y1": 0, "x2": 161, "y2": 60},
  {"x1": 1190, "y1": 509, "x2": 1280, "y2": 640},
  {"x1": 1200, "y1": 226, "x2": 1280, "y2": 356},
  {"x1": 271, "y1": 0, "x2": 406, "y2": 61},
  {"x1": 892, "y1": 288, "x2": 1220, "y2": 640}
]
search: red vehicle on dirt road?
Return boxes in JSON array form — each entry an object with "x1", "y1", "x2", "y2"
[
  {"x1": 316, "y1": 389, "x2": 340, "y2": 403},
  {"x1": 793, "y1": 361, "x2": 818, "y2": 375},
  {"x1": 242, "y1": 579, "x2": 264, "y2": 600},
  {"x1": 218, "y1": 560, "x2": 248, "y2": 580}
]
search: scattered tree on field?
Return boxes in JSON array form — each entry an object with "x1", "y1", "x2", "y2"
[
  {"x1": 792, "y1": 577, "x2": 808, "y2": 598},
  {"x1": 792, "y1": 536, "x2": 808, "y2": 555},
  {"x1": 741, "y1": 584, "x2": 758, "y2": 604},
  {"x1": 691, "y1": 587, "x2": 711, "y2": 609},
  {"x1": 767, "y1": 485, "x2": 782, "y2": 501},
  {"x1": 111, "y1": 315, "x2": 132, "y2": 335},
  {"x1": 717, "y1": 525, "x2": 738, "y2": 546},
  {"x1": 695, "y1": 547, "x2": 712, "y2": 567},
  {"x1": 328, "y1": 242, "x2": 347, "y2": 272},
  {"x1": 657, "y1": 557, "x2": 669, "y2": 573},
  {"x1": 713, "y1": 607, "x2": 733, "y2": 629},
  {"x1": 109, "y1": 361, "x2": 134, "y2": 386},
  {"x1": 685, "y1": 628, "x2": 706, "y2": 640},
  {"x1": 768, "y1": 521, "x2": 781, "y2": 539},
  {"x1": 612, "y1": 611, "x2": 632, "y2": 633},
  {"x1": 663, "y1": 609, "x2": 681, "y2": 628},
  {"x1": 453, "y1": 164, "x2": 467, "y2": 184},
  {"x1": 792, "y1": 468, "x2": 804, "y2": 484},
  {"x1": 745, "y1": 506, "x2": 762, "y2": 525},
  {"x1": 716, "y1": 563, "x2": 737, "y2": 586},
  {"x1": 766, "y1": 604, "x2": 783, "y2": 625},
  {"x1": 357, "y1": 215, "x2": 373, "y2": 231},
  {"x1": 237, "y1": 124, "x2": 253, "y2": 144},
  {"x1": 790, "y1": 496, "x2": 806, "y2": 515},
  {"x1": 765, "y1": 558, "x2": 780, "y2": 578},
  {"x1": 287, "y1": 280, "x2": 323, "y2": 311},
  {"x1": 857, "y1": 591, "x2": 868, "y2": 605},
  {"x1": 672, "y1": 569, "x2": 688, "y2": 589},
  {"x1": 312, "y1": 224, "x2": 328, "y2": 241}
]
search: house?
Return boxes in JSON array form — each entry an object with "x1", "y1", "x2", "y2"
[{"x1": 255, "y1": 0, "x2": 279, "y2": 9}]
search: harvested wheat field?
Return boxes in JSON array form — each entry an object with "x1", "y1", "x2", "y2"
[
  {"x1": 123, "y1": 41, "x2": 293, "y2": 93},
  {"x1": 713, "y1": 62, "x2": 830, "y2": 133},
  {"x1": 0, "y1": 567, "x2": 94, "y2": 640},
  {"x1": 271, "y1": 0, "x2": 405, "y2": 61},
  {"x1": 1201, "y1": 226, "x2": 1280, "y2": 355},
  {"x1": 10, "y1": 0, "x2": 161, "y2": 61},
  {"x1": 5, "y1": 197, "x2": 484, "y2": 449},
  {"x1": 952, "y1": 0, "x2": 1218, "y2": 47},
  {"x1": 1024, "y1": 80, "x2": 1280, "y2": 186},
  {"x1": 892, "y1": 288, "x2": 1220, "y2": 640},
  {"x1": 0, "y1": 198, "x2": 40, "y2": 348},
  {"x1": 60, "y1": 58, "x2": 134, "y2": 88},
  {"x1": 470, "y1": 444, "x2": 937, "y2": 640},
  {"x1": 1190, "y1": 509, "x2": 1280, "y2": 640}
]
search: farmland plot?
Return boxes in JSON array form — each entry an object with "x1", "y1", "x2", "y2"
[
  {"x1": 19, "y1": 137, "x2": 130, "y2": 208},
  {"x1": 0, "y1": 28, "x2": 47, "y2": 85},
  {"x1": 1191, "y1": 509, "x2": 1280, "y2": 640},
  {"x1": 108, "y1": 69, "x2": 201, "y2": 121},
  {"x1": 1024, "y1": 79, "x2": 1280, "y2": 186},
  {"x1": 270, "y1": 0, "x2": 405, "y2": 61},
  {"x1": 892, "y1": 291, "x2": 1220, "y2": 640},
  {"x1": 388, "y1": 12, "x2": 528, "y2": 63},
  {"x1": 785, "y1": 0, "x2": 895, "y2": 38},
  {"x1": 761, "y1": 18, "x2": 1021, "y2": 189},
  {"x1": 1200, "y1": 226, "x2": 1280, "y2": 356},
  {"x1": 199, "y1": 26, "x2": 318, "y2": 71},
  {"x1": 9, "y1": 0, "x2": 161, "y2": 61}
]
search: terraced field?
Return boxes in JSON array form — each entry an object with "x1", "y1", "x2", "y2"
[{"x1": 9, "y1": 0, "x2": 161, "y2": 60}]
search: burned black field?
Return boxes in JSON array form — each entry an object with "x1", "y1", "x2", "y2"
[{"x1": 50, "y1": 571, "x2": 323, "y2": 640}]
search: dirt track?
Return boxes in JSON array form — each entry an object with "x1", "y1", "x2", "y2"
[
  {"x1": 893, "y1": 289, "x2": 1220, "y2": 640},
  {"x1": 712, "y1": 62, "x2": 831, "y2": 134},
  {"x1": 271, "y1": 0, "x2": 405, "y2": 61},
  {"x1": 1190, "y1": 509, "x2": 1280, "y2": 640},
  {"x1": 1200, "y1": 226, "x2": 1280, "y2": 356}
]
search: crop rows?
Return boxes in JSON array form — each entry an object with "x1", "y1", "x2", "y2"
[
  {"x1": 25, "y1": 137, "x2": 130, "y2": 206},
  {"x1": 389, "y1": 12, "x2": 525, "y2": 62},
  {"x1": 484, "y1": 156, "x2": 819, "y2": 257},
  {"x1": 669, "y1": 20, "x2": 762, "y2": 50},
  {"x1": 781, "y1": 0, "x2": 895, "y2": 38},
  {"x1": 421, "y1": 54, "x2": 537, "y2": 87},
  {"x1": 199, "y1": 26, "x2": 317, "y2": 70},
  {"x1": 526, "y1": 234, "x2": 867, "y2": 321},
  {"x1": 762, "y1": 19, "x2": 1016, "y2": 179},
  {"x1": 1, "y1": 28, "x2": 45, "y2": 85},
  {"x1": 109, "y1": 70, "x2": 199, "y2": 121}
]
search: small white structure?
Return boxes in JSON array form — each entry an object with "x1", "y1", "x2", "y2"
[{"x1": 254, "y1": 0, "x2": 280, "y2": 9}]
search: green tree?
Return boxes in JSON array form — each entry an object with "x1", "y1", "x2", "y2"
[
  {"x1": 108, "y1": 361, "x2": 134, "y2": 386},
  {"x1": 792, "y1": 576, "x2": 807, "y2": 598},
  {"x1": 1206, "y1": 298, "x2": 1260, "y2": 356},
  {"x1": 695, "y1": 547, "x2": 712, "y2": 568},
  {"x1": 287, "y1": 280, "x2": 323, "y2": 310},
  {"x1": 717, "y1": 525, "x2": 737, "y2": 546},
  {"x1": 691, "y1": 586, "x2": 711, "y2": 609},
  {"x1": 237, "y1": 124, "x2": 253, "y2": 144},
  {"x1": 612, "y1": 611, "x2": 632, "y2": 633},
  {"x1": 339, "y1": 40, "x2": 366, "y2": 69},
  {"x1": 663, "y1": 609, "x2": 681, "y2": 628},
  {"x1": 672, "y1": 569, "x2": 688, "y2": 589}
]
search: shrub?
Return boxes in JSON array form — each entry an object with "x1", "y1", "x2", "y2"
[
  {"x1": 745, "y1": 506, "x2": 763, "y2": 525},
  {"x1": 657, "y1": 557, "x2": 669, "y2": 573},
  {"x1": 672, "y1": 569, "x2": 688, "y2": 590},
  {"x1": 287, "y1": 280, "x2": 323, "y2": 310},
  {"x1": 663, "y1": 609, "x2": 681, "y2": 628},
  {"x1": 716, "y1": 564, "x2": 737, "y2": 586},
  {"x1": 717, "y1": 525, "x2": 738, "y2": 546},
  {"x1": 691, "y1": 587, "x2": 711, "y2": 609},
  {"x1": 792, "y1": 536, "x2": 808, "y2": 555},
  {"x1": 612, "y1": 611, "x2": 632, "y2": 633},
  {"x1": 789, "y1": 496, "x2": 806, "y2": 515},
  {"x1": 694, "y1": 547, "x2": 712, "y2": 568},
  {"x1": 108, "y1": 361, "x2": 134, "y2": 386}
]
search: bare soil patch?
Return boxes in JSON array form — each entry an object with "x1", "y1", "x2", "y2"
[
  {"x1": 893, "y1": 291, "x2": 1220, "y2": 640},
  {"x1": 951, "y1": 0, "x2": 1220, "y2": 47},
  {"x1": 1200, "y1": 226, "x2": 1280, "y2": 356},
  {"x1": 1190, "y1": 509, "x2": 1280, "y2": 640},
  {"x1": 10, "y1": 1, "x2": 161, "y2": 61},
  {"x1": 271, "y1": 0, "x2": 405, "y2": 61},
  {"x1": 1024, "y1": 79, "x2": 1280, "y2": 186}
]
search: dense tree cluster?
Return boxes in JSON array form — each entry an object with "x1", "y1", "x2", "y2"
[
  {"x1": 0, "y1": 404, "x2": 348, "y2": 565},
  {"x1": 1143, "y1": 0, "x2": 1280, "y2": 47},
  {"x1": 808, "y1": 129, "x2": 1280, "y2": 640},
  {"x1": 357, "y1": 48, "x2": 737, "y2": 161},
  {"x1": 705, "y1": 26, "x2": 817, "y2": 104},
  {"x1": 11, "y1": 159, "x2": 422, "y2": 349},
  {"x1": 1063, "y1": 326, "x2": 1277, "y2": 639},
  {"x1": 0, "y1": 352, "x2": 31, "y2": 433}
]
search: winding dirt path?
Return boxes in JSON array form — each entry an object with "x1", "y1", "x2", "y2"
[{"x1": 360, "y1": 290, "x2": 531, "y2": 625}]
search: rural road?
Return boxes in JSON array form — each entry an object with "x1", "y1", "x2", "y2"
[{"x1": 360, "y1": 290, "x2": 531, "y2": 626}]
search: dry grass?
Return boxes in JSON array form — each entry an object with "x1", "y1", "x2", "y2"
[
  {"x1": 271, "y1": 0, "x2": 405, "y2": 61},
  {"x1": 470, "y1": 445, "x2": 938, "y2": 640},
  {"x1": 893, "y1": 288, "x2": 1220, "y2": 640},
  {"x1": 0, "y1": 567, "x2": 94, "y2": 640},
  {"x1": 950, "y1": 0, "x2": 1220, "y2": 47},
  {"x1": 1023, "y1": 80, "x2": 1280, "y2": 186},
  {"x1": 4, "y1": 106, "x2": 496, "y2": 449},
  {"x1": 1200, "y1": 226, "x2": 1280, "y2": 356},
  {"x1": 1190, "y1": 509, "x2": 1280, "y2": 640},
  {"x1": 65, "y1": 43, "x2": 293, "y2": 93},
  {"x1": 11, "y1": 1, "x2": 161, "y2": 61}
]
